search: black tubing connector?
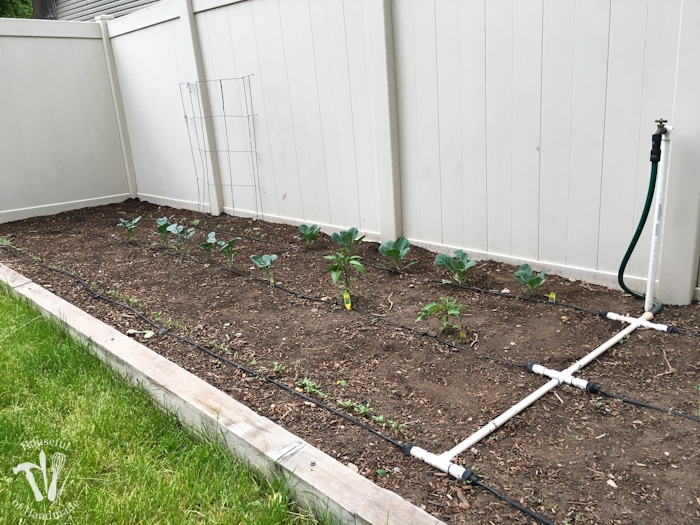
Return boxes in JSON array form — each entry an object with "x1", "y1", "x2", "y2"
[
  {"x1": 524, "y1": 362, "x2": 535, "y2": 372},
  {"x1": 401, "y1": 443, "x2": 414, "y2": 456},
  {"x1": 461, "y1": 469, "x2": 479, "y2": 484},
  {"x1": 586, "y1": 382, "x2": 601, "y2": 395},
  {"x1": 650, "y1": 133, "x2": 662, "y2": 162}
]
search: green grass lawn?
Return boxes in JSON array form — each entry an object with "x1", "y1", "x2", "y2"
[{"x1": 0, "y1": 284, "x2": 329, "y2": 524}]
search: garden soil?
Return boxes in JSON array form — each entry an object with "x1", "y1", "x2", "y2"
[{"x1": 1, "y1": 200, "x2": 698, "y2": 524}]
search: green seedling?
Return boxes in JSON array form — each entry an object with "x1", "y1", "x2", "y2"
[
  {"x1": 375, "y1": 469, "x2": 388, "y2": 477},
  {"x1": 388, "y1": 419, "x2": 407, "y2": 434},
  {"x1": 251, "y1": 254, "x2": 277, "y2": 285},
  {"x1": 0, "y1": 237, "x2": 12, "y2": 247},
  {"x1": 167, "y1": 223, "x2": 196, "y2": 255},
  {"x1": 325, "y1": 251, "x2": 367, "y2": 295},
  {"x1": 218, "y1": 237, "x2": 242, "y2": 266},
  {"x1": 198, "y1": 232, "x2": 218, "y2": 260},
  {"x1": 155, "y1": 217, "x2": 171, "y2": 246},
  {"x1": 272, "y1": 362, "x2": 284, "y2": 373},
  {"x1": 353, "y1": 401, "x2": 373, "y2": 417},
  {"x1": 514, "y1": 263, "x2": 548, "y2": 295},
  {"x1": 193, "y1": 219, "x2": 200, "y2": 226},
  {"x1": 434, "y1": 249, "x2": 476, "y2": 284},
  {"x1": 331, "y1": 227, "x2": 364, "y2": 255},
  {"x1": 337, "y1": 399, "x2": 354, "y2": 409},
  {"x1": 372, "y1": 414, "x2": 386, "y2": 427},
  {"x1": 296, "y1": 378, "x2": 328, "y2": 399},
  {"x1": 378, "y1": 236, "x2": 418, "y2": 272},
  {"x1": 295, "y1": 224, "x2": 321, "y2": 245},
  {"x1": 416, "y1": 297, "x2": 465, "y2": 333},
  {"x1": 106, "y1": 290, "x2": 142, "y2": 307},
  {"x1": 117, "y1": 216, "x2": 141, "y2": 240}
]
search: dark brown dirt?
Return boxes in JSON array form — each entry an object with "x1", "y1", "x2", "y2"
[{"x1": 1, "y1": 200, "x2": 698, "y2": 525}]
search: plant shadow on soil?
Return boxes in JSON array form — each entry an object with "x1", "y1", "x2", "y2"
[{"x1": 1, "y1": 200, "x2": 698, "y2": 524}]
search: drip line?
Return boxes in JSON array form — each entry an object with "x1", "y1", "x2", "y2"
[{"x1": 0, "y1": 246, "x2": 557, "y2": 525}]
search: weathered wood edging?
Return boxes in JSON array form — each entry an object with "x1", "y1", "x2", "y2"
[{"x1": 0, "y1": 264, "x2": 443, "y2": 525}]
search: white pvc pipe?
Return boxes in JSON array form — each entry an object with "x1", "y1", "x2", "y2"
[
  {"x1": 604, "y1": 311, "x2": 669, "y2": 331},
  {"x1": 645, "y1": 127, "x2": 672, "y2": 312},
  {"x1": 439, "y1": 320, "x2": 641, "y2": 461},
  {"x1": 527, "y1": 364, "x2": 590, "y2": 390}
]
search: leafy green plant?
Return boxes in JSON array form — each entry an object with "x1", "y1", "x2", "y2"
[
  {"x1": 117, "y1": 216, "x2": 141, "y2": 240},
  {"x1": 415, "y1": 297, "x2": 465, "y2": 333},
  {"x1": 331, "y1": 227, "x2": 365, "y2": 255},
  {"x1": 251, "y1": 254, "x2": 277, "y2": 284},
  {"x1": 514, "y1": 263, "x2": 548, "y2": 295},
  {"x1": 324, "y1": 251, "x2": 367, "y2": 294},
  {"x1": 167, "y1": 223, "x2": 196, "y2": 255},
  {"x1": 353, "y1": 401, "x2": 373, "y2": 417},
  {"x1": 198, "y1": 232, "x2": 218, "y2": 261},
  {"x1": 218, "y1": 237, "x2": 242, "y2": 266},
  {"x1": 378, "y1": 236, "x2": 418, "y2": 271},
  {"x1": 434, "y1": 249, "x2": 476, "y2": 284},
  {"x1": 295, "y1": 224, "x2": 321, "y2": 245},
  {"x1": 155, "y1": 217, "x2": 171, "y2": 246},
  {"x1": 296, "y1": 378, "x2": 328, "y2": 399},
  {"x1": 388, "y1": 419, "x2": 407, "y2": 434},
  {"x1": 337, "y1": 399, "x2": 354, "y2": 409}
]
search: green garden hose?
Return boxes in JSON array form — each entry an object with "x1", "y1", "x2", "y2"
[{"x1": 617, "y1": 161, "x2": 663, "y2": 315}]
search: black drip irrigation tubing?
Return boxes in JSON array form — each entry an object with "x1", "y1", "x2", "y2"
[
  {"x1": 75, "y1": 231, "x2": 700, "y2": 424},
  {"x1": 183, "y1": 219, "x2": 605, "y2": 317},
  {"x1": 1, "y1": 246, "x2": 558, "y2": 525},
  {"x1": 84, "y1": 230, "x2": 527, "y2": 369}
]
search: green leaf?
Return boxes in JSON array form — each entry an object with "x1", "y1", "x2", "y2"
[
  {"x1": 434, "y1": 253, "x2": 455, "y2": 270},
  {"x1": 375, "y1": 469, "x2": 388, "y2": 477}
]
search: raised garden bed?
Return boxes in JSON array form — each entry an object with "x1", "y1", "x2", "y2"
[{"x1": 1, "y1": 200, "x2": 698, "y2": 524}]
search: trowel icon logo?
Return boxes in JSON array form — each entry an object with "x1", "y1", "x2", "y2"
[{"x1": 13, "y1": 449, "x2": 69, "y2": 502}]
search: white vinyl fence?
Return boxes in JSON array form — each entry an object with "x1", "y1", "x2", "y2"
[
  {"x1": 0, "y1": 18, "x2": 131, "y2": 222},
  {"x1": 1, "y1": 0, "x2": 700, "y2": 305}
]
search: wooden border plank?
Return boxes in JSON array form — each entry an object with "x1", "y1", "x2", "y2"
[{"x1": 0, "y1": 263, "x2": 442, "y2": 525}]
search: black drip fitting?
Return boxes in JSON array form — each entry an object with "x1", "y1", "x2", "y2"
[{"x1": 461, "y1": 469, "x2": 479, "y2": 484}]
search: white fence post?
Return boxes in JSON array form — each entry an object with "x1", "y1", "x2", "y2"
[
  {"x1": 367, "y1": 0, "x2": 402, "y2": 241},
  {"x1": 657, "y1": 2, "x2": 700, "y2": 305},
  {"x1": 95, "y1": 15, "x2": 138, "y2": 199},
  {"x1": 179, "y1": 0, "x2": 223, "y2": 216}
]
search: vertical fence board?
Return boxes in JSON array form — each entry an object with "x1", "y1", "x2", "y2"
[
  {"x1": 38, "y1": 38, "x2": 98, "y2": 202},
  {"x1": 343, "y1": 0, "x2": 378, "y2": 234},
  {"x1": 307, "y1": 0, "x2": 346, "y2": 227},
  {"x1": 538, "y1": 0, "x2": 575, "y2": 266},
  {"x1": 71, "y1": 38, "x2": 129, "y2": 197},
  {"x1": 0, "y1": 39, "x2": 34, "y2": 211},
  {"x1": 435, "y1": 0, "x2": 462, "y2": 248},
  {"x1": 511, "y1": 0, "x2": 542, "y2": 260},
  {"x1": 393, "y1": 0, "x2": 421, "y2": 240},
  {"x1": 1, "y1": 37, "x2": 69, "y2": 207},
  {"x1": 458, "y1": 0, "x2": 488, "y2": 253},
  {"x1": 224, "y1": 1, "x2": 280, "y2": 218},
  {"x1": 251, "y1": 0, "x2": 304, "y2": 220},
  {"x1": 324, "y1": 0, "x2": 362, "y2": 229},
  {"x1": 411, "y1": 0, "x2": 441, "y2": 243},
  {"x1": 484, "y1": 0, "x2": 513, "y2": 255},
  {"x1": 278, "y1": 0, "x2": 331, "y2": 225},
  {"x1": 596, "y1": 0, "x2": 647, "y2": 276},
  {"x1": 565, "y1": 0, "x2": 610, "y2": 269}
]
